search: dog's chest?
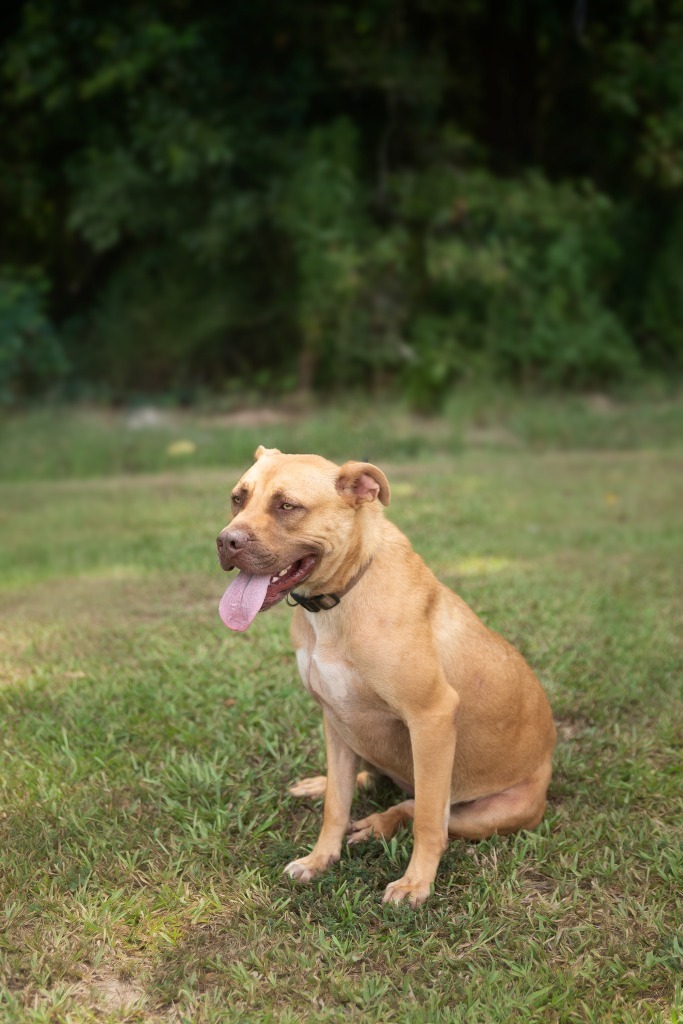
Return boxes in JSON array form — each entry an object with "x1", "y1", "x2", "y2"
[{"x1": 296, "y1": 646, "x2": 359, "y2": 707}]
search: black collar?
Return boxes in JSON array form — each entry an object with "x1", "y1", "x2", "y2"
[{"x1": 286, "y1": 559, "x2": 372, "y2": 614}]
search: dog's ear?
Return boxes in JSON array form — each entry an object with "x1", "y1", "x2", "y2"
[
  {"x1": 336, "y1": 461, "x2": 391, "y2": 507},
  {"x1": 254, "y1": 445, "x2": 282, "y2": 460}
]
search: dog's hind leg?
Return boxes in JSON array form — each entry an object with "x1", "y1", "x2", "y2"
[
  {"x1": 346, "y1": 760, "x2": 552, "y2": 844},
  {"x1": 289, "y1": 770, "x2": 374, "y2": 800},
  {"x1": 447, "y1": 760, "x2": 552, "y2": 840}
]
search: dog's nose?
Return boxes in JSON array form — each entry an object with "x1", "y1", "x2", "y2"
[{"x1": 217, "y1": 527, "x2": 250, "y2": 554}]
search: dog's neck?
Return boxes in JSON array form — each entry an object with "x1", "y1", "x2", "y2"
[
  {"x1": 301, "y1": 507, "x2": 384, "y2": 595},
  {"x1": 288, "y1": 557, "x2": 373, "y2": 613}
]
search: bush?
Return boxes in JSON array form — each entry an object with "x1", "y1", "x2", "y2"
[
  {"x1": 395, "y1": 169, "x2": 639, "y2": 403},
  {"x1": 0, "y1": 272, "x2": 67, "y2": 404},
  {"x1": 640, "y1": 208, "x2": 683, "y2": 368},
  {"x1": 54, "y1": 164, "x2": 642, "y2": 405}
]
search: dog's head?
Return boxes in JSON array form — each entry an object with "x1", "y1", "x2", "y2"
[{"x1": 216, "y1": 446, "x2": 390, "y2": 631}]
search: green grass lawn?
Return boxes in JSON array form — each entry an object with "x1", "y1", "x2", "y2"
[{"x1": 0, "y1": 402, "x2": 681, "y2": 1022}]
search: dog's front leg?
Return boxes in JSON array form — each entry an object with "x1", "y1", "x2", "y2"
[
  {"x1": 383, "y1": 692, "x2": 459, "y2": 907},
  {"x1": 284, "y1": 714, "x2": 359, "y2": 883}
]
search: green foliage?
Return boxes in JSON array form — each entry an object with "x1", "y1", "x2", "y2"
[
  {"x1": 595, "y1": 0, "x2": 683, "y2": 189},
  {"x1": 394, "y1": 170, "x2": 638, "y2": 402},
  {"x1": 64, "y1": 250, "x2": 268, "y2": 399},
  {"x1": 272, "y1": 119, "x2": 363, "y2": 387},
  {"x1": 1, "y1": 1, "x2": 682, "y2": 400},
  {"x1": 640, "y1": 208, "x2": 683, "y2": 364},
  {"x1": 0, "y1": 271, "x2": 66, "y2": 404}
]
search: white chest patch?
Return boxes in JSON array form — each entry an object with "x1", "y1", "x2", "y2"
[
  {"x1": 295, "y1": 647, "x2": 356, "y2": 705},
  {"x1": 312, "y1": 654, "x2": 355, "y2": 702}
]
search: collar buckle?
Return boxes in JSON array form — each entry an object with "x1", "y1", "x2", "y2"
[
  {"x1": 285, "y1": 558, "x2": 372, "y2": 613},
  {"x1": 287, "y1": 592, "x2": 341, "y2": 613}
]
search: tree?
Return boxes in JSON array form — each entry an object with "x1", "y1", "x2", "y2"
[{"x1": 1, "y1": 0, "x2": 682, "y2": 400}]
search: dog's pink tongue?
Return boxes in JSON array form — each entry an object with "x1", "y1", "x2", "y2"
[{"x1": 219, "y1": 572, "x2": 271, "y2": 632}]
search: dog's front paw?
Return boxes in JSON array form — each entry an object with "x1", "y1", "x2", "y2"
[
  {"x1": 283, "y1": 851, "x2": 339, "y2": 883},
  {"x1": 382, "y1": 875, "x2": 432, "y2": 907}
]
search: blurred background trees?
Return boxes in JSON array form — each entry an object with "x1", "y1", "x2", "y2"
[{"x1": 1, "y1": 0, "x2": 682, "y2": 404}]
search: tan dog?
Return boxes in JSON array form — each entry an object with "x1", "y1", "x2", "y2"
[{"x1": 217, "y1": 447, "x2": 556, "y2": 906}]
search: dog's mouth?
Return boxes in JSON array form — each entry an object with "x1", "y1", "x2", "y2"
[{"x1": 219, "y1": 555, "x2": 318, "y2": 632}]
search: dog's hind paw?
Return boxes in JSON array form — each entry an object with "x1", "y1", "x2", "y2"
[
  {"x1": 288, "y1": 775, "x2": 327, "y2": 799},
  {"x1": 346, "y1": 809, "x2": 401, "y2": 844},
  {"x1": 346, "y1": 821, "x2": 377, "y2": 844}
]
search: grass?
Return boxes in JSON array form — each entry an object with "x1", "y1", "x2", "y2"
[
  {"x1": 0, "y1": 398, "x2": 681, "y2": 1022},
  {"x1": 2, "y1": 385, "x2": 683, "y2": 482}
]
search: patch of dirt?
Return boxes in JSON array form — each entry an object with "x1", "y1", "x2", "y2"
[
  {"x1": 517, "y1": 865, "x2": 560, "y2": 902},
  {"x1": 93, "y1": 975, "x2": 145, "y2": 1011},
  {"x1": 583, "y1": 392, "x2": 618, "y2": 415},
  {"x1": 73, "y1": 966, "x2": 147, "y2": 1014},
  {"x1": 72, "y1": 401, "x2": 300, "y2": 435},
  {"x1": 199, "y1": 408, "x2": 299, "y2": 429}
]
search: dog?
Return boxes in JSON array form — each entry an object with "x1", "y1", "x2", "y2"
[{"x1": 217, "y1": 446, "x2": 556, "y2": 906}]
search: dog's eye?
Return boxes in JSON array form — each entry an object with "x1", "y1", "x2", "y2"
[
  {"x1": 280, "y1": 502, "x2": 296, "y2": 511},
  {"x1": 231, "y1": 495, "x2": 241, "y2": 505}
]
